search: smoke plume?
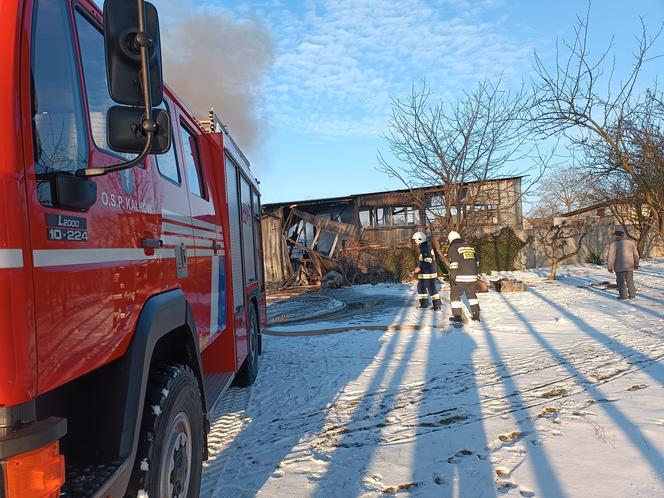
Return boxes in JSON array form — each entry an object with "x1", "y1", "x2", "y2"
[{"x1": 161, "y1": 7, "x2": 274, "y2": 161}]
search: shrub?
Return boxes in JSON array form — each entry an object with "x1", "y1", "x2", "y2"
[
  {"x1": 340, "y1": 245, "x2": 421, "y2": 284},
  {"x1": 470, "y1": 227, "x2": 527, "y2": 273},
  {"x1": 381, "y1": 249, "x2": 420, "y2": 282},
  {"x1": 585, "y1": 252, "x2": 604, "y2": 265}
]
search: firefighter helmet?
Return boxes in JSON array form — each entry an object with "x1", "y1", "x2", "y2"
[
  {"x1": 412, "y1": 232, "x2": 427, "y2": 244},
  {"x1": 447, "y1": 231, "x2": 461, "y2": 242}
]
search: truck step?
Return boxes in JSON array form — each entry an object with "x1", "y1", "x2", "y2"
[
  {"x1": 203, "y1": 372, "x2": 234, "y2": 414},
  {"x1": 60, "y1": 459, "x2": 124, "y2": 498}
]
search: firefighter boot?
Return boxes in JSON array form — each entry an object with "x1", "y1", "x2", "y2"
[
  {"x1": 449, "y1": 316, "x2": 463, "y2": 324},
  {"x1": 432, "y1": 294, "x2": 442, "y2": 311},
  {"x1": 418, "y1": 298, "x2": 429, "y2": 309}
]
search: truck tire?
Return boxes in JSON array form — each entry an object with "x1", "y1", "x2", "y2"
[
  {"x1": 127, "y1": 365, "x2": 204, "y2": 498},
  {"x1": 235, "y1": 307, "x2": 260, "y2": 387}
]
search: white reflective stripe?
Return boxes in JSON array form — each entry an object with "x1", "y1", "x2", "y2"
[
  {"x1": 162, "y1": 235, "x2": 196, "y2": 247},
  {"x1": 418, "y1": 254, "x2": 423, "y2": 261},
  {"x1": 451, "y1": 301, "x2": 462, "y2": 308},
  {"x1": 194, "y1": 249, "x2": 219, "y2": 257},
  {"x1": 0, "y1": 249, "x2": 23, "y2": 269},
  {"x1": 156, "y1": 248, "x2": 177, "y2": 259},
  {"x1": 161, "y1": 209, "x2": 192, "y2": 226},
  {"x1": 423, "y1": 257, "x2": 433, "y2": 263},
  {"x1": 33, "y1": 248, "x2": 167, "y2": 267},
  {"x1": 418, "y1": 273, "x2": 438, "y2": 279},
  {"x1": 162, "y1": 209, "x2": 222, "y2": 234},
  {"x1": 186, "y1": 248, "x2": 225, "y2": 258},
  {"x1": 190, "y1": 217, "x2": 222, "y2": 233},
  {"x1": 210, "y1": 256, "x2": 220, "y2": 337},
  {"x1": 163, "y1": 222, "x2": 223, "y2": 241},
  {"x1": 417, "y1": 293, "x2": 429, "y2": 298},
  {"x1": 449, "y1": 263, "x2": 459, "y2": 269},
  {"x1": 456, "y1": 275, "x2": 477, "y2": 282},
  {"x1": 162, "y1": 234, "x2": 224, "y2": 249},
  {"x1": 162, "y1": 222, "x2": 195, "y2": 237},
  {"x1": 468, "y1": 299, "x2": 479, "y2": 305},
  {"x1": 458, "y1": 246, "x2": 474, "y2": 252},
  {"x1": 192, "y1": 227, "x2": 224, "y2": 242},
  {"x1": 431, "y1": 294, "x2": 441, "y2": 299}
]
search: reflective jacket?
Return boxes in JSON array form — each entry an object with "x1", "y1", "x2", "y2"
[
  {"x1": 446, "y1": 238, "x2": 478, "y2": 283},
  {"x1": 417, "y1": 242, "x2": 437, "y2": 279}
]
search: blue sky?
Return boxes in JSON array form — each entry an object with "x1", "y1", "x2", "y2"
[{"x1": 160, "y1": 0, "x2": 664, "y2": 204}]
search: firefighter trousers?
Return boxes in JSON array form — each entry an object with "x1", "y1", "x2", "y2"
[
  {"x1": 417, "y1": 278, "x2": 442, "y2": 309},
  {"x1": 450, "y1": 281, "x2": 480, "y2": 319}
]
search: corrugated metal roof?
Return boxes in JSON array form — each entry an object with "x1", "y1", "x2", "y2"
[{"x1": 263, "y1": 176, "x2": 525, "y2": 209}]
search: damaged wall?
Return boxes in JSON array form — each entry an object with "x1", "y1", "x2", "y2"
[{"x1": 261, "y1": 208, "x2": 292, "y2": 283}]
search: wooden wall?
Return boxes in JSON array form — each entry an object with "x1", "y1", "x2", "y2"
[{"x1": 261, "y1": 208, "x2": 293, "y2": 283}]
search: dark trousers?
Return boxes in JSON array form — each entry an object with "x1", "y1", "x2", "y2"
[
  {"x1": 616, "y1": 271, "x2": 636, "y2": 299},
  {"x1": 450, "y1": 281, "x2": 480, "y2": 318},
  {"x1": 417, "y1": 278, "x2": 442, "y2": 309}
]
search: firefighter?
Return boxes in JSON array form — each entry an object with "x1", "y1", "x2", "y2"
[
  {"x1": 445, "y1": 231, "x2": 481, "y2": 323},
  {"x1": 412, "y1": 232, "x2": 442, "y2": 310}
]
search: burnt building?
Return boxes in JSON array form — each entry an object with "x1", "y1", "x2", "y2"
[{"x1": 261, "y1": 177, "x2": 524, "y2": 284}]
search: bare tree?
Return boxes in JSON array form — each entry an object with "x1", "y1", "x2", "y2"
[
  {"x1": 610, "y1": 196, "x2": 654, "y2": 257},
  {"x1": 529, "y1": 164, "x2": 593, "y2": 217},
  {"x1": 583, "y1": 162, "x2": 656, "y2": 256},
  {"x1": 378, "y1": 79, "x2": 540, "y2": 260},
  {"x1": 536, "y1": 220, "x2": 588, "y2": 280},
  {"x1": 618, "y1": 94, "x2": 664, "y2": 241},
  {"x1": 531, "y1": 5, "x2": 664, "y2": 240},
  {"x1": 571, "y1": 85, "x2": 664, "y2": 255}
]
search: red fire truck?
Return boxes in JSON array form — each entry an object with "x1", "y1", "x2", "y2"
[{"x1": 0, "y1": 0, "x2": 266, "y2": 496}]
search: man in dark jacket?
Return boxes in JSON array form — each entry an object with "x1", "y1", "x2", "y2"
[
  {"x1": 445, "y1": 231, "x2": 480, "y2": 323},
  {"x1": 412, "y1": 232, "x2": 442, "y2": 310},
  {"x1": 607, "y1": 230, "x2": 640, "y2": 299}
]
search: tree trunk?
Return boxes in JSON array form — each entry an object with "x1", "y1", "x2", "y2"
[
  {"x1": 637, "y1": 224, "x2": 650, "y2": 257},
  {"x1": 430, "y1": 236, "x2": 450, "y2": 271},
  {"x1": 547, "y1": 256, "x2": 558, "y2": 280}
]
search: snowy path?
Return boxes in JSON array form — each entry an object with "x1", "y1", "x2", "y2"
[{"x1": 202, "y1": 262, "x2": 664, "y2": 498}]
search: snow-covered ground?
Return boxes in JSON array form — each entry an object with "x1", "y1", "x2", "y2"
[{"x1": 201, "y1": 261, "x2": 664, "y2": 498}]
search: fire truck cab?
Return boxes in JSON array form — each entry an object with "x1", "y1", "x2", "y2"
[{"x1": 0, "y1": 0, "x2": 266, "y2": 496}]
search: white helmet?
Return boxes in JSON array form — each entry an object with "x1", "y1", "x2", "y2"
[
  {"x1": 447, "y1": 231, "x2": 461, "y2": 242},
  {"x1": 412, "y1": 231, "x2": 427, "y2": 244}
]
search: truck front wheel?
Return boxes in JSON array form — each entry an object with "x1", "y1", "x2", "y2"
[{"x1": 128, "y1": 365, "x2": 204, "y2": 498}]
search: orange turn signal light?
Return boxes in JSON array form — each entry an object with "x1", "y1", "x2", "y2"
[{"x1": 2, "y1": 442, "x2": 65, "y2": 498}]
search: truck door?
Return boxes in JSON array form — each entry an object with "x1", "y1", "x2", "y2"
[
  {"x1": 153, "y1": 96, "x2": 197, "y2": 296},
  {"x1": 25, "y1": 0, "x2": 163, "y2": 393},
  {"x1": 171, "y1": 112, "x2": 227, "y2": 349}
]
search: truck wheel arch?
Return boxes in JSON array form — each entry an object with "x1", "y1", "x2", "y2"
[
  {"x1": 118, "y1": 289, "x2": 206, "y2": 456},
  {"x1": 99, "y1": 289, "x2": 208, "y2": 497}
]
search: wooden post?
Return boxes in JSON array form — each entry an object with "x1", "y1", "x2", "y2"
[
  {"x1": 310, "y1": 229, "x2": 322, "y2": 249},
  {"x1": 328, "y1": 234, "x2": 340, "y2": 257},
  {"x1": 293, "y1": 219, "x2": 305, "y2": 247}
]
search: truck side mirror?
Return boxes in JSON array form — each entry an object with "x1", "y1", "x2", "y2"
[
  {"x1": 107, "y1": 106, "x2": 171, "y2": 154},
  {"x1": 78, "y1": 0, "x2": 170, "y2": 177},
  {"x1": 104, "y1": 0, "x2": 163, "y2": 106}
]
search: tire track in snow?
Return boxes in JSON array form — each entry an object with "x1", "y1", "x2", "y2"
[{"x1": 201, "y1": 387, "x2": 252, "y2": 498}]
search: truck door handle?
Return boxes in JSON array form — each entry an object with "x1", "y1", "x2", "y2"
[
  {"x1": 175, "y1": 243, "x2": 188, "y2": 279},
  {"x1": 212, "y1": 241, "x2": 222, "y2": 253},
  {"x1": 141, "y1": 238, "x2": 163, "y2": 249}
]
